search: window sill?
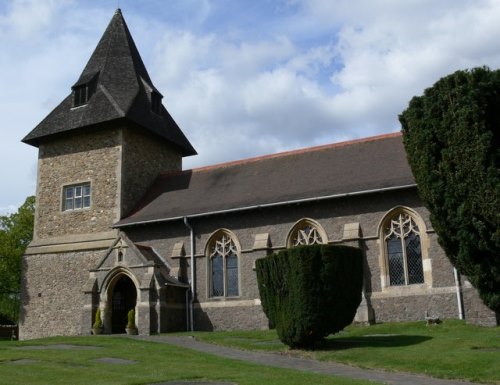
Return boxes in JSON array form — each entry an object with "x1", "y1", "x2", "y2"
[
  {"x1": 379, "y1": 283, "x2": 431, "y2": 296},
  {"x1": 206, "y1": 296, "x2": 242, "y2": 302},
  {"x1": 61, "y1": 207, "x2": 91, "y2": 213}
]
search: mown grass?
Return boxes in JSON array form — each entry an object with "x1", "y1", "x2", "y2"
[
  {"x1": 187, "y1": 320, "x2": 500, "y2": 384},
  {"x1": 0, "y1": 335, "x2": 379, "y2": 385}
]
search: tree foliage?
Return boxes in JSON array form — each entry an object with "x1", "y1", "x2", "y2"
[
  {"x1": 0, "y1": 196, "x2": 35, "y2": 323},
  {"x1": 399, "y1": 67, "x2": 500, "y2": 313},
  {"x1": 256, "y1": 244, "x2": 363, "y2": 349}
]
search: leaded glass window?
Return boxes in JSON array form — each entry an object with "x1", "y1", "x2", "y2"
[
  {"x1": 63, "y1": 183, "x2": 91, "y2": 211},
  {"x1": 289, "y1": 222, "x2": 325, "y2": 247},
  {"x1": 209, "y1": 233, "x2": 239, "y2": 297},
  {"x1": 384, "y1": 213, "x2": 424, "y2": 286}
]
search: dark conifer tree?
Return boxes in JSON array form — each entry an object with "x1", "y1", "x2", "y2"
[{"x1": 400, "y1": 67, "x2": 500, "y2": 313}]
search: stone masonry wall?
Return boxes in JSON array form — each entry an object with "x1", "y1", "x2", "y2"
[
  {"x1": 35, "y1": 129, "x2": 121, "y2": 239},
  {"x1": 125, "y1": 189, "x2": 497, "y2": 329},
  {"x1": 124, "y1": 189, "x2": 489, "y2": 329},
  {"x1": 195, "y1": 303, "x2": 268, "y2": 331},
  {"x1": 19, "y1": 250, "x2": 103, "y2": 340},
  {"x1": 35, "y1": 127, "x2": 183, "y2": 240},
  {"x1": 371, "y1": 292, "x2": 459, "y2": 321},
  {"x1": 120, "y1": 128, "x2": 182, "y2": 217},
  {"x1": 461, "y1": 286, "x2": 498, "y2": 326}
]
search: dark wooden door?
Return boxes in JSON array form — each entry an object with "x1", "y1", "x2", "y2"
[{"x1": 111, "y1": 275, "x2": 137, "y2": 333}]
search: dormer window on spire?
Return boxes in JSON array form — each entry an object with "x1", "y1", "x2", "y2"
[
  {"x1": 151, "y1": 91, "x2": 162, "y2": 114},
  {"x1": 71, "y1": 72, "x2": 99, "y2": 108},
  {"x1": 73, "y1": 85, "x2": 90, "y2": 107}
]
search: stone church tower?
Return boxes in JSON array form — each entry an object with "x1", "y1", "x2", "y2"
[{"x1": 20, "y1": 9, "x2": 196, "y2": 339}]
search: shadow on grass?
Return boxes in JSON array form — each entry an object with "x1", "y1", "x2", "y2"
[{"x1": 319, "y1": 334, "x2": 432, "y2": 351}]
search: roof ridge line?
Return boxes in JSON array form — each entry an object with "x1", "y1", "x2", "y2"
[
  {"x1": 171, "y1": 132, "x2": 402, "y2": 176},
  {"x1": 99, "y1": 84, "x2": 125, "y2": 116}
]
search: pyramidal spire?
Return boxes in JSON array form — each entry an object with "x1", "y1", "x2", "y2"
[
  {"x1": 23, "y1": 9, "x2": 196, "y2": 157},
  {"x1": 75, "y1": 8, "x2": 152, "y2": 89}
]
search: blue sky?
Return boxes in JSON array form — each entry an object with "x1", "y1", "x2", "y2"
[{"x1": 1, "y1": 0, "x2": 500, "y2": 214}]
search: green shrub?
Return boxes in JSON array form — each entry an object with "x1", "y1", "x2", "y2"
[
  {"x1": 127, "y1": 308, "x2": 136, "y2": 329},
  {"x1": 93, "y1": 308, "x2": 102, "y2": 329},
  {"x1": 256, "y1": 244, "x2": 363, "y2": 348}
]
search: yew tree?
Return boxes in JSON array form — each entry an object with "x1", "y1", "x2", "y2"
[
  {"x1": 399, "y1": 67, "x2": 500, "y2": 313},
  {"x1": 256, "y1": 244, "x2": 363, "y2": 349}
]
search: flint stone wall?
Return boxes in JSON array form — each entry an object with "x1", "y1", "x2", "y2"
[
  {"x1": 19, "y1": 250, "x2": 103, "y2": 340},
  {"x1": 127, "y1": 190, "x2": 491, "y2": 329},
  {"x1": 34, "y1": 128, "x2": 181, "y2": 241},
  {"x1": 35, "y1": 129, "x2": 121, "y2": 239}
]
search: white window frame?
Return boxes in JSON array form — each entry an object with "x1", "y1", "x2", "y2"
[{"x1": 63, "y1": 182, "x2": 91, "y2": 211}]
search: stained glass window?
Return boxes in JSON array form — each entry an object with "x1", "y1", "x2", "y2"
[{"x1": 209, "y1": 233, "x2": 239, "y2": 297}]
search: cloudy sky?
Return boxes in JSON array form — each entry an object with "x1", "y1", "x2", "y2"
[{"x1": 1, "y1": 0, "x2": 500, "y2": 214}]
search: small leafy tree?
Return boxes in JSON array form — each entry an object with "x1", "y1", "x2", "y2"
[
  {"x1": 256, "y1": 244, "x2": 363, "y2": 349},
  {"x1": 0, "y1": 196, "x2": 35, "y2": 323},
  {"x1": 399, "y1": 67, "x2": 500, "y2": 313}
]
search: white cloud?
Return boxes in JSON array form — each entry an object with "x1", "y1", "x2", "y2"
[
  {"x1": 0, "y1": 0, "x2": 64, "y2": 39},
  {"x1": 0, "y1": 205, "x2": 18, "y2": 216},
  {"x1": 2, "y1": 0, "x2": 500, "y2": 209}
]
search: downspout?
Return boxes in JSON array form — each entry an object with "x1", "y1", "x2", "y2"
[
  {"x1": 453, "y1": 267, "x2": 465, "y2": 320},
  {"x1": 185, "y1": 288, "x2": 189, "y2": 332},
  {"x1": 183, "y1": 217, "x2": 195, "y2": 331}
]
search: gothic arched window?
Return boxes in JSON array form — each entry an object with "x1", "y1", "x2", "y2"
[
  {"x1": 287, "y1": 218, "x2": 328, "y2": 248},
  {"x1": 383, "y1": 211, "x2": 424, "y2": 286},
  {"x1": 207, "y1": 231, "x2": 239, "y2": 297}
]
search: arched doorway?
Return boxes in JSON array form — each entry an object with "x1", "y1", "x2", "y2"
[{"x1": 111, "y1": 275, "x2": 137, "y2": 333}]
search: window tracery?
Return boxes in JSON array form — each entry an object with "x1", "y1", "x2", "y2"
[
  {"x1": 208, "y1": 232, "x2": 239, "y2": 297},
  {"x1": 384, "y1": 212, "x2": 424, "y2": 286},
  {"x1": 287, "y1": 218, "x2": 327, "y2": 248}
]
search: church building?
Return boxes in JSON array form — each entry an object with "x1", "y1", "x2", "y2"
[{"x1": 19, "y1": 10, "x2": 497, "y2": 339}]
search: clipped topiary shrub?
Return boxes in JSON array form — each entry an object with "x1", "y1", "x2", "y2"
[
  {"x1": 256, "y1": 244, "x2": 363, "y2": 349},
  {"x1": 127, "y1": 308, "x2": 136, "y2": 329},
  {"x1": 126, "y1": 308, "x2": 138, "y2": 335},
  {"x1": 93, "y1": 308, "x2": 103, "y2": 329}
]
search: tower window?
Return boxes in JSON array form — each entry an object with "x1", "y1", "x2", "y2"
[
  {"x1": 151, "y1": 91, "x2": 162, "y2": 114},
  {"x1": 63, "y1": 183, "x2": 91, "y2": 211},
  {"x1": 72, "y1": 72, "x2": 98, "y2": 107},
  {"x1": 73, "y1": 85, "x2": 89, "y2": 107}
]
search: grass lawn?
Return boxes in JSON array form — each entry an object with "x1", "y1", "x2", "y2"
[
  {"x1": 188, "y1": 320, "x2": 500, "y2": 384},
  {"x1": 0, "y1": 336, "x2": 379, "y2": 385}
]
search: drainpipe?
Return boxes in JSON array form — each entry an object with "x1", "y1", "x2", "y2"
[
  {"x1": 183, "y1": 217, "x2": 195, "y2": 332},
  {"x1": 185, "y1": 288, "x2": 189, "y2": 332},
  {"x1": 453, "y1": 267, "x2": 464, "y2": 320}
]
